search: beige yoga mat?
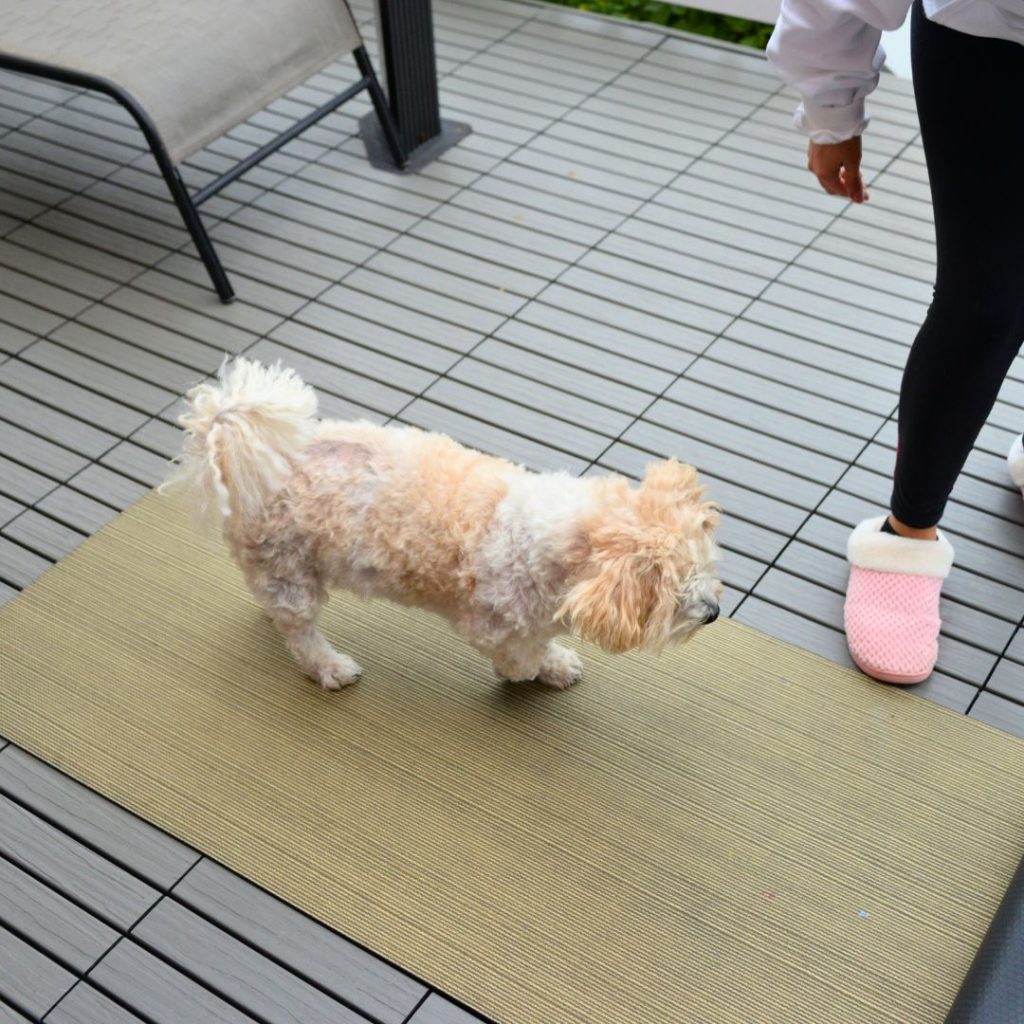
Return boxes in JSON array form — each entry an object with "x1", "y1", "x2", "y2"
[{"x1": 2, "y1": 489, "x2": 1024, "y2": 1024}]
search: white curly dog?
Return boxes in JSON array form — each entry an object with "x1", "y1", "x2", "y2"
[{"x1": 167, "y1": 358, "x2": 723, "y2": 691}]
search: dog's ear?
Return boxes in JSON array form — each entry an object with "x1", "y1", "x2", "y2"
[{"x1": 556, "y1": 553, "x2": 677, "y2": 654}]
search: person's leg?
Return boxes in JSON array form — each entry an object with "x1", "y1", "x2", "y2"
[
  {"x1": 891, "y1": 0, "x2": 1024, "y2": 531},
  {"x1": 845, "y1": 3, "x2": 1024, "y2": 684}
]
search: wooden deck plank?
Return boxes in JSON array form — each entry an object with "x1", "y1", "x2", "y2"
[
  {"x1": 0, "y1": 856, "x2": 118, "y2": 974},
  {"x1": 173, "y1": 860, "x2": 426, "y2": 1024},
  {"x1": 132, "y1": 900, "x2": 371, "y2": 1024},
  {"x1": 0, "y1": 925, "x2": 75, "y2": 1021}
]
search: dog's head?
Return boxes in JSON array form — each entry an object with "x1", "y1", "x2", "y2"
[{"x1": 556, "y1": 460, "x2": 722, "y2": 654}]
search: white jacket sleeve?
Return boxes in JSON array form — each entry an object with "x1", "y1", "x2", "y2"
[{"x1": 766, "y1": 0, "x2": 913, "y2": 143}]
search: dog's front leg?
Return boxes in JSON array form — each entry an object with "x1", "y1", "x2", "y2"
[{"x1": 490, "y1": 640, "x2": 583, "y2": 690}]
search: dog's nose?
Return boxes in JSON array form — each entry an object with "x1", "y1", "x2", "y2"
[{"x1": 702, "y1": 603, "x2": 720, "y2": 625}]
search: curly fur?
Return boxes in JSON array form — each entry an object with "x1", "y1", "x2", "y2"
[{"x1": 166, "y1": 357, "x2": 723, "y2": 690}]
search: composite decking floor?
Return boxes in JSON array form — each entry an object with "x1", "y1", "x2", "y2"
[{"x1": 1, "y1": 0, "x2": 1024, "y2": 1017}]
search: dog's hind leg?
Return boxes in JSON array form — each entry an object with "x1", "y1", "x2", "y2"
[{"x1": 249, "y1": 572, "x2": 362, "y2": 691}]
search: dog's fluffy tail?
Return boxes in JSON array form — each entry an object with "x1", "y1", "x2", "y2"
[{"x1": 165, "y1": 357, "x2": 317, "y2": 525}]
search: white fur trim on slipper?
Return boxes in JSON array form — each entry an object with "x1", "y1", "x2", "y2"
[
  {"x1": 846, "y1": 515, "x2": 954, "y2": 579},
  {"x1": 1007, "y1": 435, "x2": 1024, "y2": 489}
]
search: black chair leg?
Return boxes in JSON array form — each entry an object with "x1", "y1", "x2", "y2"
[
  {"x1": 162, "y1": 165, "x2": 235, "y2": 303},
  {"x1": 355, "y1": 46, "x2": 407, "y2": 169}
]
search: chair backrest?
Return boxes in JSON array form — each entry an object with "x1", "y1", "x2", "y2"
[{"x1": 660, "y1": 0, "x2": 780, "y2": 24}]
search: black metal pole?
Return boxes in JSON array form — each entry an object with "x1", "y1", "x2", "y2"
[
  {"x1": 361, "y1": 0, "x2": 470, "y2": 172},
  {"x1": 374, "y1": 0, "x2": 442, "y2": 154}
]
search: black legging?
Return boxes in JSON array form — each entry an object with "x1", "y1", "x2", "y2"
[{"x1": 891, "y1": 1, "x2": 1024, "y2": 528}]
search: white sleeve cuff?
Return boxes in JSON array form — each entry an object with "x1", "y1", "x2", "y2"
[{"x1": 794, "y1": 98, "x2": 869, "y2": 143}]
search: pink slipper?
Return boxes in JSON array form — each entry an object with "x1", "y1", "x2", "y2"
[{"x1": 844, "y1": 515, "x2": 954, "y2": 685}]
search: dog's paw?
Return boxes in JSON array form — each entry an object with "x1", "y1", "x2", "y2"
[
  {"x1": 315, "y1": 653, "x2": 362, "y2": 691},
  {"x1": 537, "y1": 645, "x2": 583, "y2": 690}
]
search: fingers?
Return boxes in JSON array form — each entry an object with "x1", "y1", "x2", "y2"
[{"x1": 807, "y1": 138, "x2": 869, "y2": 203}]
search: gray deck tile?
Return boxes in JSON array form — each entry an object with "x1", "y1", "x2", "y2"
[
  {"x1": 558, "y1": 264, "x2": 734, "y2": 336},
  {"x1": 249, "y1": 338, "x2": 414, "y2": 418},
  {"x1": 0, "y1": 1000, "x2": 30, "y2": 1023},
  {"x1": 153, "y1": 252, "x2": 312, "y2": 319},
  {"x1": 490, "y1": 158, "x2": 641, "y2": 218},
  {"x1": 0, "y1": 456, "x2": 53, "y2": 506},
  {"x1": 0, "y1": 294, "x2": 66, "y2": 337},
  {"x1": 292, "y1": 302, "x2": 460, "y2": 376},
  {"x1": 621, "y1": 419, "x2": 830, "y2": 511},
  {"x1": 617, "y1": 210, "x2": 790, "y2": 277},
  {"x1": 423, "y1": 376, "x2": 610, "y2": 458},
  {"x1": 229, "y1": 199, "x2": 376, "y2": 267},
  {"x1": 344, "y1": 266, "x2": 508, "y2": 335},
  {"x1": 757, "y1": 282, "x2": 919, "y2": 346},
  {"x1": 410, "y1": 993, "x2": 484, "y2": 1024},
  {"x1": 506, "y1": 142, "x2": 660, "y2": 201},
  {"x1": 6, "y1": 223, "x2": 141, "y2": 286},
  {"x1": 90, "y1": 939, "x2": 257, "y2": 1024},
  {"x1": 127, "y1": 269, "x2": 285, "y2": 338},
  {"x1": 468, "y1": 170, "x2": 626, "y2": 232},
  {"x1": 0, "y1": 747, "x2": 197, "y2": 891},
  {"x1": 19, "y1": 341, "x2": 177, "y2": 415},
  {"x1": 494, "y1": 317, "x2": 675, "y2": 394},
  {"x1": 45, "y1": 983, "x2": 147, "y2": 1024},
  {"x1": 68, "y1": 464, "x2": 149, "y2": 511},
  {"x1": 0, "y1": 495, "x2": 22, "y2": 529},
  {"x1": 250, "y1": 188, "x2": 397, "y2": 253},
  {"x1": 0, "y1": 925, "x2": 75, "y2": 1021},
  {"x1": 0, "y1": 187, "x2": 48, "y2": 225},
  {"x1": 424, "y1": 204, "x2": 578, "y2": 270},
  {"x1": 2, "y1": 510, "x2": 86, "y2": 562},
  {"x1": 679, "y1": 357, "x2": 883, "y2": 440},
  {"x1": 100, "y1": 442, "x2": 170, "y2": 487},
  {"x1": 0, "y1": 384, "x2": 120, "y2": 459},
  {"x1": 804, "y1": 233, "x2": 934, "y2": 291},
  {"x1": 988, "y1": 658, "x2": 1024, "y2": 704},
  {"x1": 453, "y1": 187, "x2": 605, "y2": 249},
  {"x1": 317, "y1": 283, "x2": 482, "y2": 354},
  {"x1": 969, "y1": 692, "x2": 1024, "y2": 740},
  {"x1": 75, "y1": 306, "x2": 223, "y2": 375},
  {"x1": 399, "y1": 398, "x2": 589, "y2": 475},
  {"x1": 0, "y1": 796, "x2": 158, "y2": 930},
  {"x1": 0, "y1": 240, "x2": 118, "y2": 305},
  {"x1": 130, "y1": 419, "x2": 186, "y2": 460},
  {"x1": 269, "y1": 320, "x2": 437, "y2": 396},
  {"x1": 173, "y1": 859, "x2": 426, "y2": 1024},
  {"x1": 366, "y1": 251, "x2": 527, "y2": 318},
  {"x1": 0, "y1": 325, "x2": 40, "y2": 358},
  {"x1": 35, "y1": 487, "x2": 119, "y2": 535},
  {"x1": 0, "y1": 420, "x2": 89, "y2": 481},
  {"x1": 133, "y1": 899, "x2": 371, "y2": 1024},
  {"x1": 275, "y1": 174, "x2": 417, "y2": 235},
  {"x1": 32, "y1": 207, "x2": 168, "y2": 268},
  {"x1": 654, "y1": 182, "x2": 817, "y2": 248},
  {"x1": 644, "y1": 395, "x2": 851, "y2": 484},
  {"x1": 208, "y1": 220, "x2": 349, "y2": 285},
  {"x1": 471, "y1": 337, "x2": 654, "y2": 414},
  {"x1": 387, "y1": 234, "x2": 550, "y2": 299},
  {"x1": 736, "y1": 301, "x2": 907, "y2": 377},
  {"x1": 0, "y1": 856, "x2": 118, "y2": 974},
  {"x1": 297, "y1": 160, "x2": 444, "y2": 218},
  {"x1": 778, "y1": 264, "x2": 928, "y2": 325},
  {"x1": 595, "y1": 232, "x2": 771, "y2": 300},
  {"x1": 101, "y1": 289, "x2": 257, "y2": 353}
]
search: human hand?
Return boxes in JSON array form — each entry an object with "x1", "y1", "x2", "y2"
[{"x1": 807, "y1": 138, "x2": 869, "y2": 203}]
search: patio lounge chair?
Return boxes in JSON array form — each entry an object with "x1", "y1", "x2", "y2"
[{"x1": 0, "y1": 0, "x2": 405, "y2": 303}]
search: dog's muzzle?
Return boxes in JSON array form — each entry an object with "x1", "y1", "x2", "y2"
[{"x1": 702, "y1": 603, "x2": 720, "y2": 625}]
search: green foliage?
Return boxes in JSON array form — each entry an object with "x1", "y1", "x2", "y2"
[{"x1": 539, "y1": 0, "x2": 773, "y2": 49}]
